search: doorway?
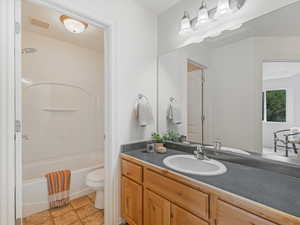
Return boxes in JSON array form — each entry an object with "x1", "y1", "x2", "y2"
[
  {"x1": 13, "y1": 1, "x2": 118, "y2": 225},
  {"x1": 187, "y1": 59, "x2": 206, "y2": 145}
]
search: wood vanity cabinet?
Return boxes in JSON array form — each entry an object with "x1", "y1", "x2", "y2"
[
  {"x1": 121, "y1": 157, "x2": 300, "y2": 225},
  {"x1": 215, "y1": 200, "x2": 276, "y2": 225},
  {"x1": 121, "y1": 177, "x2": 143, "y2": 225},
  {"x1": 143, "y1": 188, "x2": 208, "y2": 225},
  {"x1": 144, "y1": 189, "x2": 170, "y2": 225},
  {"x1": 171, "y1": 204, "x2": 209, "y2": 225}
]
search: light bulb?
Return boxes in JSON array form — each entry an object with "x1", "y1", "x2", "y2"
[
  {"x1": 215, "y1": 0, "x2": 233, "y2": 19},
  {"x1": 60, "y1": 15, "x2": 88, "y2": 34},
  {"x1": 196, "y1": 1, "x2": 210, "y2": 27},
  {"x1": 64, "y1": 18, "x2": 85, "y2": 33},
  {"x1": 179, "y1": 11, "x2": 192, "y2": 35}
]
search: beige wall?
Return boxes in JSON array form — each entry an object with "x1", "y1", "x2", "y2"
[
  {"x1": 158, "y1": 36, "x2": 300, "y2": 153},
  {"x1": 22, "y1": 31, "x2": 104, "y2": 178},
  {"x1": 206, "y1": 36, "x2": 300, "y2": 152}
]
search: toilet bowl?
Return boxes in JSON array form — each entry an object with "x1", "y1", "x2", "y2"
[{"x1": 86, "y1": 168, "x2": 104, "y2": 209}]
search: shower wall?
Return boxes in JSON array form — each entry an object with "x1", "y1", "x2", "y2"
[{"x1": 22, "y1": 31, "x2": 104, "y2": 179}]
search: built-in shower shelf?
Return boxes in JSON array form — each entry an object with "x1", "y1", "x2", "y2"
[{"x1": 43, "y1": 108, "x2": 78, "y2": 112}]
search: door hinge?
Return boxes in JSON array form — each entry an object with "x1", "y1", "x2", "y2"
[
  {"x1": 202, "y1": 115, "x2": 205, "y2": 121},
  {"x1": 15, "y1": 22, "x2": 21, "y2": 34},
  {"x1": 15, "y1": 120, "x2": 21, "y2": 133}
]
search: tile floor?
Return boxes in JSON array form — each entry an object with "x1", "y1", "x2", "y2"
[{"x1": 23, "y1": 193, "x2": 104, "y2": 225}]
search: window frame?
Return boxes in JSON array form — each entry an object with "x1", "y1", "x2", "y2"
[{"x1": 262, "y1": 88, "x2": 288, "y2": 124}]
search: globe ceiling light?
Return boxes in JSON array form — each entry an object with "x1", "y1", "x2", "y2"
[{"x1": 60, "y1": 15, "x2": 88, "y2": 34}]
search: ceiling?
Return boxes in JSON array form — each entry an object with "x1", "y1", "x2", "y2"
[
  {"x1": 263, "y1": 62, "x2": 300, "y2": 80},
  {"x1": 22, "y1": 1, "x2": 104, "y2": 52},
  {"x1": 203, "y1": 1, "x2": 300, "y2": 49},
  {"x1": 138, "y1": 0, "x2": 180, "y2": 14}
]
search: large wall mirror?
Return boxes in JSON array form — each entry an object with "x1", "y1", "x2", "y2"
[{"x1": 158, "y1": 1, "x2": 300, "y2": 163}]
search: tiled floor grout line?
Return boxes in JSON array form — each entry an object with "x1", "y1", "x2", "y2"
[{"x1": 23, "y1": 193, "x2": 104, "y2": 225}]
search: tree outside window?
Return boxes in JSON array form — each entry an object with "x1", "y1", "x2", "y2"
[{"x1": 265, "y1": 90, "x2": 286, "y2": 122}]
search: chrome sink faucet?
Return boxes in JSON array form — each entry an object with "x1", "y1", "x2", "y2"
[{"x1": 193, "y1": 144, "x2": 209, "y2": 160}]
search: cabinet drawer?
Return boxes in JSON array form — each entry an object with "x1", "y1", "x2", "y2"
[
  {"x1": 122, "y1": 160, "x2": 143, "y2": 183},
  {"x1": 216, "y1": 200, "x2": 277, "y2": 225},
  {"x1": 144, "y1": 169, "x2": 209, "y2": 221},
  {"x1": 171, "y1": 204, "x2": 209, "y2": 225}
]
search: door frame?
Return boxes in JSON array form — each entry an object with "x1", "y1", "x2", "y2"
[
  {"x1": 0, "y1": 0, "x2": 17, "y2": 224},
  {"x1": 1, "y1": 0, "x2": 120, "y2": 224}
]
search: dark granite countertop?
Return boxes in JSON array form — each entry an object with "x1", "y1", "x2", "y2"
[{"x1": 122, "y1": 148, "x2": 300, "y2": 218}]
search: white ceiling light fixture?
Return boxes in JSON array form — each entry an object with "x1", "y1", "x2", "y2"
[
  {"x1": 196, "y1": 0, "x2": 211, "y2": 28},
  {"x1": 60, "y1": 15, "x2": 88, "y2": 34},
  {"x1": 179, "y1": 0, "x2": 246, "y2": 39},
  {"x1": 179, "y1": 11, "x2": 192, "y2": 35},
  {"x1": 215, "y1": 0, "x2": 233, "y2": 19}
]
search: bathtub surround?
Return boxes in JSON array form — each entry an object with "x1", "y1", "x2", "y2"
[
  {"x1": 22, "y1": 31, "x2": 104, "y2": 179},
  {"x1": 22, "y1": 19, "x2": 105, "y2": 221}
]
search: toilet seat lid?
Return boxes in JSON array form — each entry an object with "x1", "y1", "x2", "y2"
[{"x1": 87, "y1": 168, "x2": 104, "y2": 182}]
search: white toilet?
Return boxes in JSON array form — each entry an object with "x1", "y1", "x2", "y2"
[{"x1": 86, "y1": 168, "x2": 104, "y2": 209}]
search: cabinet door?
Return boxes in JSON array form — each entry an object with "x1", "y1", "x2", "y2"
[
  {"x1": 216, "y1": 200, "x2": 277, "y2": 225},
  {"x1": 171, "y1": 204, "x2": 209, "y2": 225},
  {"x1": 144, "y1": 189, "x2": 171, "y2": 225},
  {"x1": 122, "y1": 177, "x2": 143, "y2": 225}
]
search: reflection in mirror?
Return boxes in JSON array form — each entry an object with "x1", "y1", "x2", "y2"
[
  {"x1": 158, "y1": 1, "x2": 300, "y2": 163},
  {"x1": 263, "y1": 62, "x2": 300, "y2": 159}
]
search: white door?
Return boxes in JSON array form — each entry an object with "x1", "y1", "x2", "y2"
[{"x1": 187, "y1": 69, "x2": 203, "y2": 143}]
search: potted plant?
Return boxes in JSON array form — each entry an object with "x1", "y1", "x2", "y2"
[
  {"x1": 163, "y1": 130, "x2": 181, "y2": 143},
  {"x1": 151, "y1": 132, "x2": 165, "y2": 151}
]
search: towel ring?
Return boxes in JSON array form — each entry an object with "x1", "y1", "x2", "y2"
[
  {"x1": 169, "y1": 97, "x2": 176, "y2": 103},
  {"x1": 137, "y1": 94, "x2": 149, "y2": 101},
  {"x1": 135, "y1": 94, "x2": 150, "y2": 117}
]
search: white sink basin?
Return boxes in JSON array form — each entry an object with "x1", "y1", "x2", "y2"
[{"x1": 163, "y1": 155, "x2": 227, "y2": 176}]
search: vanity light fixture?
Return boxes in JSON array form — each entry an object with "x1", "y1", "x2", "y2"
[
  {"x1": 196, "y1": 0, "x2": 210, "y2": 27},
  {"x1": 179, "y1": 0, "x2": 246, "y2": 37},
  {"x1": 215, "y1": 0, "x2": 233, "y2": 19},
  {"x1": 60, "y1": 15, "x2": 88, "y2": 34},
  {"x1": 179, "y1": 11, "x2": 193, "y2": 35}
]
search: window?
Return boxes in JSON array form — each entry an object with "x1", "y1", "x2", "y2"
[{"x1": 262, "y1": 89, "x2": 286, "y2": 122}]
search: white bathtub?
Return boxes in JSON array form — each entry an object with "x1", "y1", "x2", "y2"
[{"x1": 23, "y1": 163, "x2": 104, "y2": 217}]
